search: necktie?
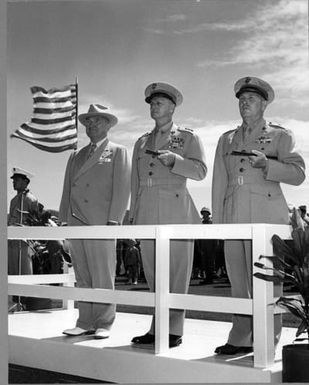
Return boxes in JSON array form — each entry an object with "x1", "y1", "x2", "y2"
[{"x1": 87, "y1": 143, "x2": 97, "y2": 159}]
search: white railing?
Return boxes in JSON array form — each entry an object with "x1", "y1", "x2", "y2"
[{"x1": 8, "y1": 223, "x2": 292, "y2": 369}]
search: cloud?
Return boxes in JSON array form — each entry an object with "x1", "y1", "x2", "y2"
[
  {"x1": 196, "y1": 0, "x2": 308, "y2": 102},
  {"x1": 141, "y1": 28, "x2": 165, "y2": 35},
  {"x1": 141, "y1": 13, "x2": 187, "y2": 34}
]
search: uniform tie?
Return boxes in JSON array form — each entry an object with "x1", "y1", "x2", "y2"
[{"x1": 87, "y1": 143, "x2": 97, "y2": 159}]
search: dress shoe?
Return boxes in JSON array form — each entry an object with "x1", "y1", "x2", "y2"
[
  {"x1": 215, "y1": 343, "x2": 253, "y2": 355},
  {"x1": 63, "y1": 327, "x2": 95, "y2": 336},
  {"x1": 131, "y1": 333, "x2": 182, "y2": 348},
  {"x1": 169, "y1": 334, "x2": 182, "y2": 348},
  {"x1": 131, "y1": 332, "x2": 155, "y2": 344},
  {"x1": 94, "y1": 328, "x2": 110, "y2": 339}
]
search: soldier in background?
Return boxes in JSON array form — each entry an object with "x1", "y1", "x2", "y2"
[
  {"x1": 212, "y1": 76, "x2": 306, "y2": 355},
  {"x1": 129, "y1": 82, "x2": 207, "y2": 348},
  {"x1": 8, "y1": 167, "x2": 39, "y2": 312},
  {"x1": 196, "y1": 207, "x2": 216, "y2": 285}
]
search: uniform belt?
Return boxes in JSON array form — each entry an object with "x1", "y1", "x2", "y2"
[
  {"x1": 228, "y1": 175, "x2": 262, "y2": 186},
  {"x1": 140, "y1": 178, "x2": 185, "y2": 187}
]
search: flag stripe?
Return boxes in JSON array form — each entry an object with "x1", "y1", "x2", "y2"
[
  {"x1": 12, "y1": 135, "x2": 77, "y2": 153},
  {"x1": 20, "y1": 123, "x2": 76, "y2": 135},
  {"x1": 33, "y1": 96, "x2": 73, "y2": 104},
  {"x1": 21, "y1": 120, "x2": 75, "y2": 131},
  {"x1": 31, "y1": 116, "x2": 74, "y2": 125},
  {"x1": 12, "y1": 130, "x2": 77, "y2": 143},
  {"x1": 11, "y1": 83, "x2": 78, "y2": 152},
  {"x1": 33, "y1": 106, "x2": 75, "y2": 114}
]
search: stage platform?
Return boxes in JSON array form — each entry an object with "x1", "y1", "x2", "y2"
[{"x1": 8, "y1": 308, "x2": 296, "y2": 383}]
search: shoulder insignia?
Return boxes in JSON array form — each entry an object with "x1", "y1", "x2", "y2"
[
  {"x1": 223, "y1": 128, "x2": 237, "y2": 138},
  {"x1": 177, "y1": 127, "x2": 194, "y2": 135},
  {"x1": 268, "y1": 122, "x2": 287, "y2": 130},
  {"x1": 137, "y1": 132, "x2": 151, "y2": 141}
]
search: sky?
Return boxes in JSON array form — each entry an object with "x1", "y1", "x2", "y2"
[{"x1": 7, "y1": 0, "x2": 309, "y2": 214}]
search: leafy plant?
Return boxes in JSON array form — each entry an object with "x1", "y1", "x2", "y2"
[{"x1": 254, "y1": 208, "x2": 309, "y2": 344}]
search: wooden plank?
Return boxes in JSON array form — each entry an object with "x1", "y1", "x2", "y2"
[
  {"x1": 155, "y1": 226, "x2": 170, "y2": 354},
  {"x1": 252, "y1": 225, "x2": 275, "y2": 368}
]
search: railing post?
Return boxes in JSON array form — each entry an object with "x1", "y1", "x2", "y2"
[
  {"x1": 252, "y1": 224, "x2": 275, "y2": 368},
  {"x1": 155, "y1": 226, "x2": 170, "y2": 354},
  {"x1": 62, "y1": 265, "x2": 75, "y2": 310}
]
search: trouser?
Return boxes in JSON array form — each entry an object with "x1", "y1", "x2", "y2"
[
  {"x1": 8, "y1": 239, "x2": 33, "y2": 305},
  {"x1": 140, "y1": 239, "x2": 194, "y2": 336},
  {"x1": 8, "y1": 239, "x2": 33, "y2": 275},
  {"x1": 224, "y1": 240, "x2": 282, "y2": 347},
  {"x1": 69, "y1": 238, "x2": 116, "y2": 330}
]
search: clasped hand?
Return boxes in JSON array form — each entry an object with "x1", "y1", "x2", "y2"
[
  {"x1": 248, "y1": 150, "x2": 268, "y2": 169},
  {"x1": 157, "y1": 150, "x2": 176, "y2": 168}
]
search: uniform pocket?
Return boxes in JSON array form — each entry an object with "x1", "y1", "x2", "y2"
[
  {"x1": 158, "y1": 188, "x2": 191, "y2": 224},
  {"x1": 250, "y1": 184, "x2": 288, "y2": 223}
]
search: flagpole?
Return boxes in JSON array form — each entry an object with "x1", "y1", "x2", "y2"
[{"x1": 75, "y1": 76, "x2": 78, "y2": 133}]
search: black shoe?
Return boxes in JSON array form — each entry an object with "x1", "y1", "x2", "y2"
[
  {"x1": 215, "y1": 343, "x2": 253, "y2": 355},
  {"x1": 199, "y1": 278, "x2": 214, "y2": 285},
  {"x1": 169, "y1": 334, "x2": 182, "y2": 348},
  {"x1": 131, "y1": 333, "x2": 155, "y2": 345},
  {"x1": 131, "y1": 333, "x2": 182, "y2": 348}
]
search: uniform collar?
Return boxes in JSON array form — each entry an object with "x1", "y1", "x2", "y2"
[
  {"x1": 90, "y1": 137, "x2": 108, "y2": 150},
  {"x1": 154, "y1": 120, "x2": 173, "y2": 135}
]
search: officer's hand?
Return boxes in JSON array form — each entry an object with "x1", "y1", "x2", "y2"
[
  {"x1": 249, "y1": 150, "x2": 268, "y2": 169},
  {"x1": 157, "y1": 150, "x2": 176, "y2": 168}
]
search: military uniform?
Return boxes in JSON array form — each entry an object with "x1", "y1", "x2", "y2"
[
  {"x1": 130, "y1": 123, "x2": 207, "y2": 336},
  {"x1": 8, "y1": 188, "x2": 39, "y2": 275},
  {"x1": 59, "y1": 106, "x2": 130, "y2": 333},
  {"x1": 212, "y1": 77, "x2": 306, "y2": 349}
]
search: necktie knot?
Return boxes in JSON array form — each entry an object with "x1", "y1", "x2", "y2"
[{"x1": 87, "y1": 143, "x2": 97, "y2": 159}]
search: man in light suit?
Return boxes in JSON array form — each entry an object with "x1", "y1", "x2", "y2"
[
  {"x1": 129, "y1": 82, "x2": 207, "y2": 347},
  {"x1": 59, "y1": 104, "x2": 130, "y2": 339},
  {"x1": 212, "y1": 77, "x2": 306, "y2": 355}
]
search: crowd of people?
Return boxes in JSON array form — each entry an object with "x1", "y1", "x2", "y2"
[{"x1": 8, "y1": 76, "x2": 306, "y2": 354}]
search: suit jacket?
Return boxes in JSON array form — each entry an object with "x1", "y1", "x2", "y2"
[
  {"x1": 129, "y1": 124, "x2": 207, "y2": 225},
  {"x1": 59, "y1": 139, "x2": 130, "y2": 225},
  {"x1": 212, "y1": 122, "x2": 306, "y2": 225}
]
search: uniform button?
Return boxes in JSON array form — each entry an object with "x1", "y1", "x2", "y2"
[
  {"x1": 261, "y1": 147, "x2": 265, "y2": 150},
  {"x1": 84, "y1": 199, "x2": 88, "y2": 203},
  {"x1": 240, "y1": 158, "x2": 245, "y2": 163},
  {"x1": 149, "y1": 162, "x2": 155, "y2": 167},
  {"x1": 152, "y1": 155, "x2": 156, "y2": 159},
  {"x1": 239, "y1": 168, "x2": 244, "y2": 172},
  {"x1": 176, "y1": 194, "x2": 179, "y2": 197},
  {"x1": 148, "y1": 171, "x2": 153, "y2": 176},
  {"x1": 268, "y1": 193, "x2": 271, "y2": 197}
]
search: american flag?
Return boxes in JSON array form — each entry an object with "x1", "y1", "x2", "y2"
[{"x1": 11, "y1": 83, "x2": 78, "y2": 153}]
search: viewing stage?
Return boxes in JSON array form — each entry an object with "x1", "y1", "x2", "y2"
[{"x1": 8, "y1": 308, "x2": 295, "y2": 383}]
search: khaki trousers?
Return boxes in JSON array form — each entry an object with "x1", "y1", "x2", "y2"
[
  {"x1": 140, "y1": 239, "x2": 194, "y2": 336},
  {"x1": 224, "y1": 240, "x2": 282, "y2": 347}
]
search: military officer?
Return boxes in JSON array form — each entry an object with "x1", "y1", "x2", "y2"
[
  {"x1": 129, "y1": 82, "x2": 207, "y2": 347},
  {"x1": 59, "y1": 104, "x2": 130, "y2": 339},
  {"x1": 8, "y1": 167, "x2": 39, "y2": 311},
  {"x1": 212, "y1": 76, "x2": 306, "y2": 355}
]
